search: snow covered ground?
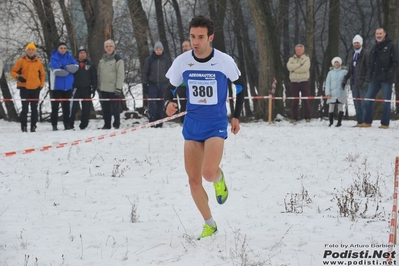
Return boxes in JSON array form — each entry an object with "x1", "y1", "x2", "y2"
[{"x1": 0, "y1": 115, "x2": 398, "y2": 266}]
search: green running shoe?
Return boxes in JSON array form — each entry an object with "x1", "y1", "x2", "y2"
[
  {"x1": 197, "y1": 222, "x2": 218, "y2": 240},
  {"x1": 214, "y1": 172, "x2": 228, "y2": 204}
]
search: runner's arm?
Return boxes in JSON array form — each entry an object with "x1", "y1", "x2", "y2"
[{"x1": 233, "y1": 77, "x2": 245, "y2": 119}]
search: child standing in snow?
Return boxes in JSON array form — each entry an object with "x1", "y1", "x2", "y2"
[{"x1": 325, "y1": 57, "x2": 348, "y2": 127}]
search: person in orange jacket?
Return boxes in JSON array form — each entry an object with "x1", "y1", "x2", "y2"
[{"x1": 10, "y1": 43, "x2": 46, "y2": 132}]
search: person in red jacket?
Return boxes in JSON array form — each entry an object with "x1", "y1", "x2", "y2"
[{"x1": 10, "y1": 43, "x2": 46, "y2": 132}]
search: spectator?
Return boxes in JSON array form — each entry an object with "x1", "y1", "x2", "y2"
[
  {"x1": 142, "y1": 41, "x2": 171, "y2": 128},
  {"x1": 325, "y1": 57, "x2": 348, "y2": 127},
  {"x1": 342, "y1": 35, "x2": 369, "y2": 127},
  {"x1": 69, "y1": 46, "x2": 97, "y2": 130},
  {"x1": 50, "y1": 42, "x2": 79, "y2": 131},
  {"x1": 164, "y1": 16, "x2": 245, "y2": 240},
  {"x1": 98, "y1": 39, "x2": 124, "y2": 129},
  {"x1": 181, "y1": 40, "x2": 191, "y2": 53},
  {"x1": 174, "y1": 40, "x2": 192, "y2": 123},
  {"x1": 287, "y1": 44, "x2": 312, "y2": 123},
  {"x1": 360, "y1": 28, "x2": 399, "y2": 129},
  {"x1": 10, "y1": 43, "x2": 45, "y2": 132}
]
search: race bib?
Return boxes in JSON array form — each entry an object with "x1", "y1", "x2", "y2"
[{"x1": 187, "y1": 79, "x2": 218, "y2": 105}]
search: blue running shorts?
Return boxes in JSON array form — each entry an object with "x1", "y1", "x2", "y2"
[{"x1": 182, "y1": 115, "x2": 228, "y2": 142}]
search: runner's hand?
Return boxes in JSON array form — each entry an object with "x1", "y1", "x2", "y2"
[
  {"x1": 165, "y1": 102, "x2": 178, "y2": 116},
  {"x1": 231, "y1": 118, "x2": 240, "y2": 135}
]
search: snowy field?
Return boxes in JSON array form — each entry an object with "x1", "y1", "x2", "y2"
[{"x1": 0, "y1": 115, "x2": 398, "y2": 266}]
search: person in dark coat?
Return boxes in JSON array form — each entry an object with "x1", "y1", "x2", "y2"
[
  {"x1": 360, "y1": 28, "x2": 399, "y2": 129},
  {"x1": 142, "y1": 41, "x2": 171, "y2": 127},
  {"x1": 342, "y1": 35, "x2": 369, "y2": 127},
  {"x1": 69, "y1": 47, "x2": 97, "y2": 130}
]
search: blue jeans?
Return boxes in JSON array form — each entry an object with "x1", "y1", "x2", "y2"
[
  {"x1": 364, "y1": 82, "x2": 393, "y2": 126},
  {"x1": 351, "y1": 85, "x2": 367, "y2": 124}
]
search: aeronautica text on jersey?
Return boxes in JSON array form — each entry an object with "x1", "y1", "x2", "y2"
[{"x1": 188, "y1": 73, "x2": 216, "y2": 79}]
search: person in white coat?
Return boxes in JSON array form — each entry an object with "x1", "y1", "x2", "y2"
[{"x1": 325, "y1": 57, "x2": 348, "y2": 127}]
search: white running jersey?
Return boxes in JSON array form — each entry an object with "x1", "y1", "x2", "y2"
[{"x1": 166, "y1": 48, "x2": 241, "y2": 119}]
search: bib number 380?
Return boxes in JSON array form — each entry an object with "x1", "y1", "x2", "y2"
[{"x1": 188, "y1": 79, "x2": 218, "y2": 105}]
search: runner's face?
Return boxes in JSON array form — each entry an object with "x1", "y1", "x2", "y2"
[{"x1": 190, "y1": 27, "x2": 214, "y2": 58}]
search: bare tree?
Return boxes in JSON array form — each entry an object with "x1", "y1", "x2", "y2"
[
  {"x1": 0, "y1": 72, "x2": 19, "y2": 121},
  {"x1": 170, "y1": 0, "x2": 186, "y2": 50},
  {"x1": 79, "y1": 0, "x2": 113, "y2": 68},
  {"x1": 248, "y1": 0, "x2": 282, "y2": 120},
  {"x1": 154, "y1": 0, "x2": 171, "y2": 59},
  {"x1": 32, "y1": 0, "x2": 60, "y2": 58},
  {"x1": 127, "y1": 0, "x2": 151, "y2": 70},
  {"x1": 207, "y1": 0, "x2": 227, "y2": 53},
  {"x1": 58, "y1": 0, "x2": 77, "y2": 55}
]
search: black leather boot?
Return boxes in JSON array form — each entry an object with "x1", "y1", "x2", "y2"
[
  {"x1": 336, "y1": 111, "x2": 344, "y2": 127},
  {"x1": 328, "y1": 113, "x2": 334, "y2": 127}
]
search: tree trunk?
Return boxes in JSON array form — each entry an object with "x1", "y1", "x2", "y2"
[
  {"x1": 127, "y1": 0, "x2": 151, "y2": 109},
  {"x1": 171, "y1": 0, "x2": 186, "y2": 50},
  {"x1": 32, "y1": 0, "x2": 60, "y2": 58},
  {"x1": 385, "y1": 0, "x2": 399, "y2": 116},
  {"x1": 207, "y1": 0, "x2": 227, "y2": 52},
  {"x1": 58, "y1": 0, "x2": 77, "y2": 55},
  {"x1": 154, "y1": 0, "x2": 171, "y2": 60},
  {"x1": 230, "y1": 0, "x2": 252, "y2": 117},
  {"x1": 248, "y1": 0, "x2": 281, "y2": 120},
  {"x1": 0, "y1": 73, "x2": 19, "y2": 121},
  {"x1": 79, "y1": 0, "x2": 113, "y2": 69},
  {"x1": 320, "y1": 0, "x2": 340, "y2": 116},
  {"x1": 306, "y1": 0, "x2": 317, "y2": 117},
  {"x1": 278, "y1": 0, "x2": 290, "y2": 115}
]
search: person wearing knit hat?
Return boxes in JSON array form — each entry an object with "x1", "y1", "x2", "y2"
[
  {"x1": 141, "y1": 41, "x2": 170, "y2": 127},
  {"x1": 342, "y1": 34, "x2": 369, "y2": 127},
  {"x1": 69, "y1": 45, "x2": 97, "y2": 130},
  {"x1": 25, "y1": 42, "x2": 37, "y2": 52},
  {"x1": 325, "y1": 56, "x2": 348, "y2": 127},
  {"x1": 154, "y1": 41, "x2": 164, "y2": 52},
  {"x1": 352, "y1": 35, "x2": 363, "y2": 46},
  {"x1": 10, "y1": 43, "x2": 46, "y2": 132}
]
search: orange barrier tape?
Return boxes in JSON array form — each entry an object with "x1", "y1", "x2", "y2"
[
  {"x1": 2, "y1": 111, "x2": 186, "y2": 158},
  {"x1": 387, "y1": 157, "x2": 399, "y2": 262}
]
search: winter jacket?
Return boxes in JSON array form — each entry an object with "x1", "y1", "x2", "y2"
[
  {"x1": 368, "y1": 36, "x2": 399, "y2": 83},
  {"x1": 73, "y1": 59, "x2": 97, "y2": 90},
  {"x1": 50, "y1": 50, "x2": 78, "y2": 91},
  {"x1": 10, "y1": 55, "x2": 45, "y2": 89},
  {"x1": 326, "y1": 66, "x2": 348, "y2": 104},
  {"x1": 287, "y1": 54, "x2": 310, "y2": 82},
  {"x1": 142, "y1": 52, "x2": 171, "y2": 85},
  {"x1": 343, "y1": 48, "x2": 369, "y2": 88},
  {"x1": 98, "y1": 53, "x2": 125, "y2": 93}
]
